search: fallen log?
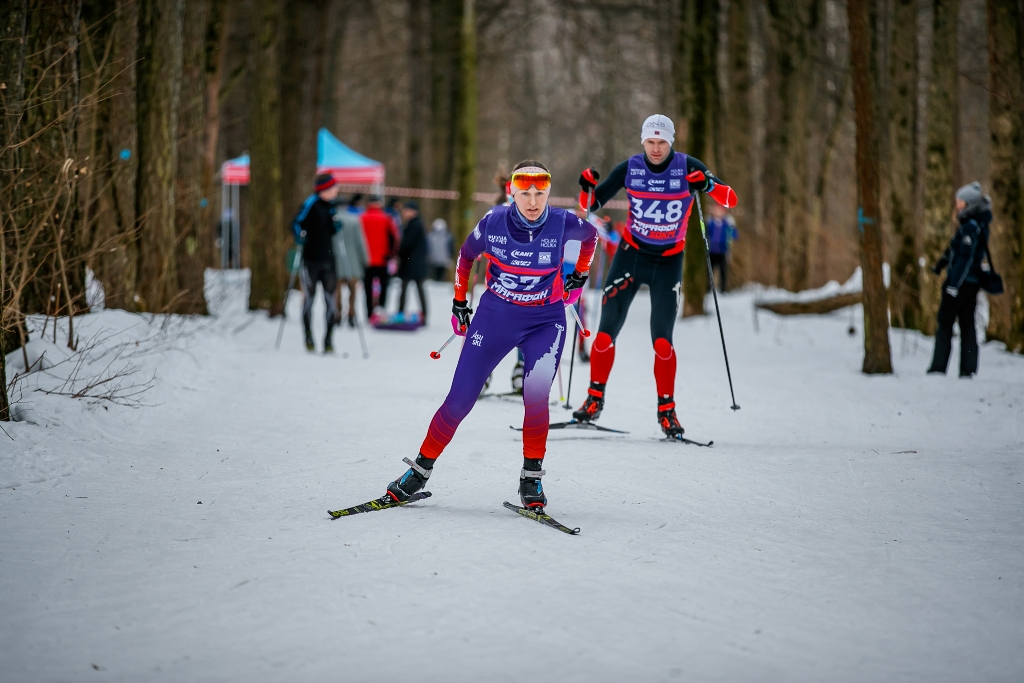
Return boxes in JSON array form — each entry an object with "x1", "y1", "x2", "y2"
[{"x1": 755, "y1": 291, "x2": 862, "y2": 316}]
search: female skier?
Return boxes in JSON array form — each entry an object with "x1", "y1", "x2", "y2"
[
  {"x1": 385, "y1": 160, "x2": 598, "y2": 509},
  {"x1": 572, "y1": 114, "x2": 737, "y2": 437}
]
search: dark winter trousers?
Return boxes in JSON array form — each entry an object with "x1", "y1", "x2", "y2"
[
  {"x1": 301, "y1": 260, "x2": 338, "y2": 339},
  {"x1": 588, "y1": 241, "x2": 683, "y2": 398},
  {"x1": 709, "y1": 252, "x2": 728, "y2": 292},
  {"x1": 399, "y1": 277, "x2": 428, "y2": 320},
  {"x1": 928, "y1": 282, "x2": 980, "y2": 376},
  {"x1": 363, "y1": 265, "x2": 390, "y2": 314}
]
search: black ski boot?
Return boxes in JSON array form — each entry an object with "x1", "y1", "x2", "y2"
[
  {"x1": 519, "y1": 458, "x2": 547, "y2": 509},
  {"x1": 657, "y1": 396, "x2": 685, "y2": 438},
  {"x1": 386, "y1": 455, "x2": 433, "y2": 502},
  {"x1": 324, "y1": 334, "x2": 334, "y2": 354},
  {"x1": 572, "y1": 382, "x2": 605, "y2": 422},
  {"x1": 305, "y1": 331, "x2": 316, "y2": 352}
]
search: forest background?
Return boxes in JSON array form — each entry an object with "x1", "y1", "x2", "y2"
[{"x1": 1, "y1": 0, "x2": 1022, "y2": 418}]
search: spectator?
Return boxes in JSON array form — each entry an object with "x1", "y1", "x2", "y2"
[
  {"x1": 385, "y1": 197, "x2": 404, "y2": 236},
  {"x1": 398, "y1": 201, "x2": 429, "y2": 321},
  {"x1": 347, "y1": 193, "x2": 365, "y2": 215},
  {"x1": 426, "y1": 218, "x2": 454, "y2": 281},
  {"x1": 360, "y1": 195, "x2": 398, "y2": 314},
  {"x1": 928, "y1": 181, "x2": 999, "y2": 378},
  {"x1": 292, "y1": 173, "x2": 341, "y2": 352},
  {"x1": 705, "y1": 201, "x2": 737, "y2": 292},
  {"x1": 333, "y1": 195, "x2": 370, "y2": 328}
]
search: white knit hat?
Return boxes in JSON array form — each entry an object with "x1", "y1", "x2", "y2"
[{"x1": 641, "y1": 114, "x2": 675, "y2": 145}]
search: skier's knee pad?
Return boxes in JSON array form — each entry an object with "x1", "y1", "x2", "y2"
[
  {"x1": 653, "y1": 337, "x2": 674, "y2": 360},
  {"x1": 593, "y1": 331, "x2": 614, "y2": 353}
]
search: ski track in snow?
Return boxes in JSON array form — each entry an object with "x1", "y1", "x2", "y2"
[{"x1": 1, "y1": 282, "x2": 1022, "y2": 682}]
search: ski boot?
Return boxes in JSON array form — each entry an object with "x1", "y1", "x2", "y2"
[
  {"x1": 657, "y1": 397, "x2": 685, "y2": 438},
  {"x1": 510, "y1": 359, "x2": 524, "y2": 394},
  {"x1": 519, "y1": 458, "x2": 547, "y2": 509},
  {"x1": 304, "y1": 331, "x2": 316, "y2": 352},
  {"x1": 348, "y1": 316, "x2": 356, "y2": 329},
  {"x1": 572, "y1": 382, "x2": 605, "y2": 422},
  {"x1": 386, "y1": 455, "x2": 434, "y2": 503},
  {"x1": 324, "y1": 334, "x2": 334, "y2": 354}
]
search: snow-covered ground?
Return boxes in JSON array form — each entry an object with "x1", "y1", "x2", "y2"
[{"x1": 2, "y1": 281, "x2": 1022, "y2": 682}]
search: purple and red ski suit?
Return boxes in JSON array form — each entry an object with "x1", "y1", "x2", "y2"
[{"x1": 419, "y1": 204, "x2": 597, "y2": 463}]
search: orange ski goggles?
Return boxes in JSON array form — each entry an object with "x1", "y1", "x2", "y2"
[{"x1": 510, "y1": 169, "x2": 551, "y2": 193}]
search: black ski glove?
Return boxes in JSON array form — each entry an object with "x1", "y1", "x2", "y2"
[
  {"x1": 564, "y1": 270, "x2": 588, "y2": 293},
  {"x1": 452, "y1": 298, "x2": 473, "y2": 333},
  {"x1": 578, "y1": 167, "x2": 600, "y2": 191},
  {"x1": 932, "y1": 256, "x2": 948, "y2": 275}
]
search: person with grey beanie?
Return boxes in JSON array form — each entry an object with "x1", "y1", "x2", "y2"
[{"x1": 927, "y1": 181, "x2": 1000, "y2": 377}]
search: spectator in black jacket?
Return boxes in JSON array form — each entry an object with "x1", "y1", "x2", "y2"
[
  {"x1": 397, "y1": 200, "x2": 428, "y2": 322},
  {"x1": 292, "y1": 173, "x2": 341, "y2": 352},
  {"x1": 928, "y1": 181, "x2": 992, "y2": 377}
]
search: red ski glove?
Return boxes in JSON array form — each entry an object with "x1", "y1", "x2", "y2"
[{"x1": 685, "y1": 170, "x2": 737, "y2": 208}]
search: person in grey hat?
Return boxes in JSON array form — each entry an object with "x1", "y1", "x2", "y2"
[{"x1": 927, "y1": 181, "x2": 996, "y2": 377}]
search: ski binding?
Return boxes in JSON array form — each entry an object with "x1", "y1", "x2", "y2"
[
  {"x1": 510, "y1": 419, "x2": 628, "y2": 434},
  {"x1": 328, "y1": 491, "x2": 432, "y2": 519}
]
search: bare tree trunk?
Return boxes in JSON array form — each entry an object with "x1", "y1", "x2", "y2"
[
  {"x1": 985, "y1": 0, "x2": 1024, "y2": 351},
  {"x1": 246, "y1": 0, "x2": 287, "y2": 315},
  {"x1": 175, "y1": 0, "x2": 210, "y2": 314},
  {"x1": 682, "y1": 0, "x2": 717, "y2": 318},
  {"x1": 201, "y1": 0, "x2": 228, "y2": 268},
  {"x1": 280, "y1": 1, "x2": 330, "y2": 225},
  {"x1": 103, "y1": 0, "x2": 140, "y2": 311},
  {"x1": 430, "y1": 0, "x2": 462, "y2": 227},
  {"x1": 720, "y1": 0, "x2": 754, "y2": 290},
  {"x1": 849, "y1": 0, "x2": 893, "y2": 374},
  {"x1": 453, "y1": 0, "x2": 477, "y2": 246},
  {"x1": 921, "y1": 0, "x2": 959, "y2": 334},
  {"x1": 136, "y1": 0, "x2": 184, "y2": 312},
  {"x1": 767, "y1": 0, "x2": 822, "y2": 292},
  {"x1": 888, "y1": 0, "x2": 923, "y2": 330},
  {"x1": 408, "y1": 0, "x2": 429, "y2": 188}
]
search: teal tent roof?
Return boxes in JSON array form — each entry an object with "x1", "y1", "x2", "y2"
[{"x1": 317, "y1": 129, "x2": 381, "y2": 169}]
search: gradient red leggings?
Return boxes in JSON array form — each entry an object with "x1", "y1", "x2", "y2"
[{"x1": 420, "y1": 293, "x2": 567, "y2": 462}]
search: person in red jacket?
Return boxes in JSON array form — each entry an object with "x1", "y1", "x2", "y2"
[{"x1": 360, "y1": 196, "x2": 398, "y2": 314}]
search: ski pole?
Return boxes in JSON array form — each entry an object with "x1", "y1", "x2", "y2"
[
  {"x1": 563, "y1": 315, "x2": 578, "y2": 410},
  {"x1": 566, "y1": 300, "x2": 590, "y2": 337},
  {"x1": 430, "y1": 333, "x2": 459, "y2": 359},
  {"x1": 563, "y1": 187, "x2": 595, "y2": 410},
  {"x1": 333, "y1": 230, "x2": 370, "y2": 358},
  {"x1": 557, "y1": 364, "x2": 565, "y2": 403},
  {"x1": 692, "y1": 190, "x2": 740, "y2": 411},
  {"x1": 275, "y1": 249, "x2": 303, "y2": 350}
]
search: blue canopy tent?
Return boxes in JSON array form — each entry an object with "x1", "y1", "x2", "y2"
[{"x1": 218, "y1": 131, "x2": 385, "y2": 268}]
